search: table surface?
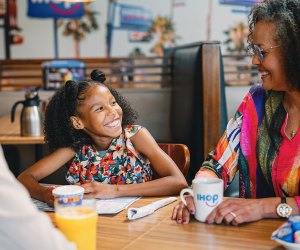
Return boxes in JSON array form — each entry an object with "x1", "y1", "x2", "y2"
[
  {"x1": 47, "y1": 197, "x2": 285, "y2": 250},
  {"x1": 0, "y1": 112, "x2": 44, "y2": 144},
  {"x1": 1, "y1": 109, "x2": 285, "y2": 249}
]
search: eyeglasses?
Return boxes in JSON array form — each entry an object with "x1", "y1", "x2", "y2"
[{"x1": 249, "y1": 44, "x2": 280, "y2": 61}]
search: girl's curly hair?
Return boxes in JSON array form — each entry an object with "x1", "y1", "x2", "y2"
[
  {"x1": 44, "y1": 69, "x2": 138, "y2": 151},
  {"x1": 248, "y1": 0, "x2": 300, "y2": 90}
]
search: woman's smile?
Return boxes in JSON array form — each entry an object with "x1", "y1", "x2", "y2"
[{"x1": 259, "y1": 70, "x2": 271, "y2": 80}]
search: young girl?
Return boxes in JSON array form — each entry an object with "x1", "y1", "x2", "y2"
[{"x1": 18, "y1": 69, "x2": 187, "y2": 206}]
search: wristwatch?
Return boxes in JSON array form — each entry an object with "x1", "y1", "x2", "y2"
[{"x1": 276, "y1": 197, "x2": 292, "y2": 218}]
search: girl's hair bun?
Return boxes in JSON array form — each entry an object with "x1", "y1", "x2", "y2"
[{"x1": 91, "y1": 69, "x2": 106, "y2": 83}]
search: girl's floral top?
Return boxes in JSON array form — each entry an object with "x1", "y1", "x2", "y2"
[
  {"x1": 66, "y1": 125, "x2": 153, "y2": 185},
  {"x1": 196, "y1": 84, "x2": 300, "y2": 198}
]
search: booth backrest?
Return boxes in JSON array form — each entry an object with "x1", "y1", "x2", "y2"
[
  {"x1": 0, "y1": 57, "x2": 172, "y2": 91},
  {"x1": 170, "y1": 41, "x2": 227, "y2": 181}
]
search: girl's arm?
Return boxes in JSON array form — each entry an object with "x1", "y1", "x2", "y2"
[
  {"x1": 17, "y1": 147, "x2": 76, "y2": 205},
  {"x1": 83, "y1": 128, "x2": 188, "y2": 198},
  {"x1": 128, "y1": 127, "x2": 188, "y2": 195}
]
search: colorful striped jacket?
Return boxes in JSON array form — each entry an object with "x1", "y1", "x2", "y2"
[{"x1": 196, "y1": 84, "x2": 300, "y2": 198}]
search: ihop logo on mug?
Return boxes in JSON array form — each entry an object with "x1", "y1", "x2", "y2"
[{"x1": 197, "y1": 193, "x2": 220, "y2": 207}]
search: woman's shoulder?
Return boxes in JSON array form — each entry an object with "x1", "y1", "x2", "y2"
[
  {"x1": 242, "y1": 83, "x2": 269, "y2": 105},
  {"x1": 248, "y1": 84, "x2": 280, "y2": 103},
  {"x1": 236, "y1": 84, "x2": 267, "y2": 115},
  {"x1": 248, "y1": 84, "x2": 266, "y2": 97}
]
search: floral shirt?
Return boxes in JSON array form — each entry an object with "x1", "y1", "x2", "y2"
[{"x1": 66, "y1": 125, "x2": 153, "y2": 185}]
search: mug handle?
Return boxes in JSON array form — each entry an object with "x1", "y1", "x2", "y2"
[{"x1": 180, "y1": 188, "x2": 194, "y2": 206}]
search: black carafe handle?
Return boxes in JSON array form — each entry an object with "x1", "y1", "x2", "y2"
[{"x1": 11, "y1": 100, "x2": 24, "y2": 123}]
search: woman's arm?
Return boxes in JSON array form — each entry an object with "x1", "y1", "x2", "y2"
[
  {"x1": 206, "y1": 197, "x2": 300, "y2": 226},
  {"x1": 17, "y1": 147, "x2": 76, "y2": 205},
  {"x1": 173, "y1": 196, "x2": 300, "y2": 225},
  {"x1": 82, "y1": 128, "x2": 188, "y2": 198},
  {"x1": 196, "y1": 114, "x2": 243, "y2": 186}
]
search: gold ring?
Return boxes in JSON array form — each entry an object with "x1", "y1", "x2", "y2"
[{"x1": 230, "y1": 211, "x2": 237, "y2": 218}]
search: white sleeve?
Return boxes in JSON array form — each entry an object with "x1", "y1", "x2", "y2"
[{"x1": 0, "y1": 145, "x2": 76, "y2": 250}]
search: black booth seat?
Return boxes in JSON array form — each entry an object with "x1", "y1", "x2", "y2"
[{"x1": 168, "y1": 41, "x2": 227, "y2": 183}]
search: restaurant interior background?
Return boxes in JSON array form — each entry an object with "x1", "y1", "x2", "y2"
[
  {"x1": 0, "y1": 0, "x2": 259, "y2": 189},
  {"x1": 0, "y1": 0, "x2": 250, "y2": 59}
]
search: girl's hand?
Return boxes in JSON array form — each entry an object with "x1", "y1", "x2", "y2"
[
  {"x1": 171, "y1": 196, "x2": 195, "y2": 224},
  {"x1": 206, "y1": 198, "x2": 264, "y2": 226},
  {"x1": 42, "y1": 187, "x2": 55, "y2": 207},
  {"x1": 81, "y1": 182, "x2": 119, "y2": 199}
]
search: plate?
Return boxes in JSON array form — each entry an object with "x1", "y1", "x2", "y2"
[
  {"x1": 272, "y1": 222, "x2": 300, "y2": 250},
  {"x1": 272, "y1": 238, "x2": 300, "y2": 250}
]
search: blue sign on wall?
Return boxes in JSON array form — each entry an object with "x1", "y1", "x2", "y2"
[
  {"x1": 219, "y1": 0, "x2": 262, "y2": 7},
  {"x1": 120, "y1": 5, "x2": 152, "y2": 30},
  {"x1": 113, "y1": 3, "x2": 152, "y2": 31},
  {"x1": 27, "y1": 0, "x2": 84, "y2": 18}
]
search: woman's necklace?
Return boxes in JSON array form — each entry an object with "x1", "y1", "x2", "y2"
[
  {"x1": 287, "y1": 120, "x2": 300, "y2": 139},
  {"x1": 284, "y1": 94, "x2": 300, "y2": 139}
]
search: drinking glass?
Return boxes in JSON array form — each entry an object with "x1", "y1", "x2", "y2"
[{"x1": 54, "y1": 198, "x2": 98, "y2": 250}]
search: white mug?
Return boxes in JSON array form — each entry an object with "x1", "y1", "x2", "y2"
[{"x1": 180, "y1": 178, "x2": 223, "y2": 222}]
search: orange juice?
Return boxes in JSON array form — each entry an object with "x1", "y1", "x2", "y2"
[{"x1": 55, "y1": 207, "x2": 98, "y2": 250}]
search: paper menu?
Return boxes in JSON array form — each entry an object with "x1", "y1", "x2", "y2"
[
  {"x1": 31, "y1": 196, "x2": 140, "y2": 214},
  {"x1": 31, "y1": 198, "x2": 54, "y2": 212},
  {"x1": 95, "y1": 197, "x2": 140, "y2": 214}
]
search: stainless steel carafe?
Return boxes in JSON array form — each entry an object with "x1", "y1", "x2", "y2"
[{"x1": 11, "y1": 90, "x2": 43, "y2": 137}]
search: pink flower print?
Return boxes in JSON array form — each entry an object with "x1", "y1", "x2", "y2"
[
  {"x1": 100, "y1": 154, "x2": 116, "y2": 170},
  {"x1": 134, "y1": 166, "x2": 141, "y2": 172},
  {"x1": 110, "y1": 176, "x2": 117, "y2": 184},
  {"x1": 81, "y1": 146, "x2": 87, "y2": 155},
  {"x1": 89, "y1": 165, "x2": 98, "y2": 175}
]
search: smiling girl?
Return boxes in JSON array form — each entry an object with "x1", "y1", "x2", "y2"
[{"x1": 18, "y1": 69, "x2": 187, "y2": 206}]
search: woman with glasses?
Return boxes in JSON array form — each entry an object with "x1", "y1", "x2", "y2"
[{"x1": 172, "y1": 0, "x2": 300, "y2": 225}]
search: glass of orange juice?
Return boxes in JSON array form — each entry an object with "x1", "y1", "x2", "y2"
[{"x1": 54, "y1": 199, "x2": 98, "y2": 250}]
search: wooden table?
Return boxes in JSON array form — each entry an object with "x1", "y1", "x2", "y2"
[{"x1": 47, "y1": 197, "x2": 285, "y2": 250}]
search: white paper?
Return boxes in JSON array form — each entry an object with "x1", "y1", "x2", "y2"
[
  {"x1": 31, "y1": 198, "x2": 54, "y2": 212},
  {"x1": 95, "y1": 197, "x2": 140, "y2": 214},
  {"x1": 32, "y1": 196, "x2": 140, "y2": 214},
  {"x1": 127, "y1": 197, "x2": 177, "y2": 220}
]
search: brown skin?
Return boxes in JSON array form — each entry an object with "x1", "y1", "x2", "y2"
[
  {"x1": 172, "y1": 196, "x2": 299, "y2": 225},
  {"x1": 172, "y1": 21, "x2": 300, "y2": 225},
  {"x1": 18, "y1": 85, "x2": 187, "y2": 206}
]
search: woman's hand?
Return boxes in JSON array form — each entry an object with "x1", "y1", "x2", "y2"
[
  {"x1": 172, "y1": 197, "x2": 270, "y2": 226},
  {"x1": 81, "y1": 182, "x2": 119, "y2": 199},
  {"x1": 206, "y1": 198, "x2": 265, "y2": 226},
  {"x1": 171, "y1": 196, "x2": 195, "y2": 224}
]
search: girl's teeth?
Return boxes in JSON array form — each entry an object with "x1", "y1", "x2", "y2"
[{"x1": 107, "y1": 120, "x2": 119, "y2": 127}]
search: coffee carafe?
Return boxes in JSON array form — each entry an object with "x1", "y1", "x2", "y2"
[{"x1": 11, "y1": 90, "x2": 43, "y2": 137}]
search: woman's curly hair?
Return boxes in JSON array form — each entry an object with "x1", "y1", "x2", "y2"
[
  {"x1": 248, "y1": 0, "x2": 300, "y2": 91},
  {"x1": 44, "y1": 69, "x2": 138, "y2": 151}
]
